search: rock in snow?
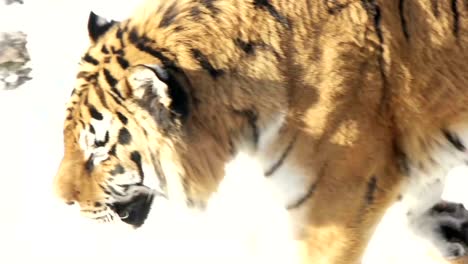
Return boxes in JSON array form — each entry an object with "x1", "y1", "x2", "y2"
[{"x1": 0, "y1": 31, "x2": 32, "y2": 90}]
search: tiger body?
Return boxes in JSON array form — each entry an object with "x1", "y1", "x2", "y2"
[{"x1": 54, "y1": 0, "x2": 468, "y2": 263}]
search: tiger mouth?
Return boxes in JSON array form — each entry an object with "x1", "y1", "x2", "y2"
[{"x1": 108, "y1": 185, "x2": 157, "y2": 228}]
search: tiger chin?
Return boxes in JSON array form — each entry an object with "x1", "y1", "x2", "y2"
[{"x1": 54, "y1": 0, "x2": 468, "y2": 263}]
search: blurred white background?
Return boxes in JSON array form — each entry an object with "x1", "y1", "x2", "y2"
[{"x1": 1, "y1": 1, "x2": 468, "y2": 263}]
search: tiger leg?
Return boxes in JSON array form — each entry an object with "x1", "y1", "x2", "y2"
[
  {"x1": 284, "y1": 158, "x2": 402, "y2": 264},
  {"x1": 265, "y1": 122, "x2": 402, "y2": 264}
]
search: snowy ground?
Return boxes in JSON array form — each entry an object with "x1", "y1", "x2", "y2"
[{"x1": 2, "y1": 1, "x2": 468, "y2": 263}]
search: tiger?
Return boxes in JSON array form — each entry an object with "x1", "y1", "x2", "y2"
[{"x1": 53, "y1": 0, "x2": 468, "y2": 263}]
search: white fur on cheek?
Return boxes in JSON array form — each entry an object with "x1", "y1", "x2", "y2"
[
  {"x1": 78, "y1": 112, "x2": 113, "y2": 164},
  {"x1": 79, "y1": 129, "x2": 91, "y2": 159},
  {"x1": 91, "y1": 114, "x2": 112, "y2": 142},
  {"x1": 93, "y1": 147, "x2": 109, "y2": 165},
  {"x1": 251, "y1": 113, "x2": 313, "y2": 208},
  {"x1": 142, "y1": 163, "x2": 163, "y2": 193}
]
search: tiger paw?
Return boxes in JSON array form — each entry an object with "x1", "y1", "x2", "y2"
[{"x1": 430, "y1": 201, "x2": 468, "y2": 259}]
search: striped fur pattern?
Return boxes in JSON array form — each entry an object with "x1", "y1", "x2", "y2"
[{"x1": 53, "y1": 0, "x2": 468, "y2": 263}]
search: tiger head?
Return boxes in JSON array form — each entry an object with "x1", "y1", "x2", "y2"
[{"x1": 53, "y1": 11, "x2": 198, "y2": 228}]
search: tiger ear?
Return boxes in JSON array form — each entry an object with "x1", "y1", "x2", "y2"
[
  {"x1": 127, "y1": 65, "x2": 190, "y2": 127},
  {"x1": 87, "y1": 11, "x2": 118, "y2": 43}
]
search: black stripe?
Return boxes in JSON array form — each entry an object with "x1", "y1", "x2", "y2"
[
  {"x1": 116, "y1": 27, "x2": 124, "y2": 40},
  {"x1": 200, "y1": 0, "x2": 220, "y2": 14},
  {"x1": 361, "y1": 0, "x2": 388, "y2": 112},
  {"x1": 361, "y1": 0, "x2": 383, "y2": 43},
  {"x1": 101, "y1": 45, "x2": 110, "y2": 54},
  {"x1": 83, "y1": 93, "x2": 89, "y2": 105},
  {"x1": 393, "y1": 142, "x2": 410, "y2": 175},
  {"x1": 118, "y1": 127, "x2": 132, "y2": 145},
  {"x1": 228, "y1": 138, "x2": 236, "y2": 155},
  {"x1": 128, "y1": 29, "x2": 179, "y2": 70},
  {"x1": 86, "y1": 73, "x2": 98, "y2": 83},
  {"x1": 325, "y1": 0, "x2": 351, "y2": 14},
  {"x1": 398, "y1": 0, "x2": 410, "y2": 40},
  {"x1": 365, "y1": 176, "x2": 378, "y2": 204},
  {"x1": 76, "y1": 71, "x2": 89, "y2": 79},
  {"x1": 430, "y1": 0, "x2": 440, "y2": 17},
  {"x1": 116, "y1": 27, "x2": 125, "y2": 47},
  {"x1": 103, "y1": 69, "x2": 124, "y2": 100},
  {"x1": 109, "y1": 144, "x2": 117, "y2": 156},
  {"x1": 103, "y1": 68, "x2": 118, "y2": 87},
  {"x1": 108, "y1": 89, "x2": 124, "y2": 103},
  {"x1": 89, "y1": 124, "x2": 96, "y2": 134},
  {"x1": 443, "y1": 129, "x2": 466, "y2": 151},
  {"x1": 191, "y1": 49, "x2": 224, "y2": 78},
  {"x1": 253, "y1": 0, "x2": 290, "y2": 28},
  {"x1": 110, "y1": 164, "x2": 125, "y2": 176},
  {"x1": 159, "y1": 2, "x2": 178, "y2": 28},
  {"x1": 234, "y1": 38, "x2": 255, "y2": 55},
  {"x1": 89, "y1": 105, "x2": 104, "y2": 120},
  {"x1": 191, "y1": 6, "x2": 201, "y2": 17},
  {"x1": 233, "y1": 109, "x2": 259, "y2": 146},
  {"x1": 130, "y1": 151, "x2": 144, "y2": 180},
  {"x1": 174, "y1": 25, "x2": 185, "y2": 32},
  {"x1": 111, "y1": 46, "x2": 118, "y2": 54},
  {"x1": 99, "y1": 184, "x2": 112, "y2": 196},
  {"x1": 245, "y1": 110, "x2": 259, "y2": 146},
  {"x1": 85, "y1": 155, "x2": 94, "y2": 173},
  {"x1": 83, "y1": 53, "x2": 99, "y2": 65},
  {"x1": 451, "y1": 0, "x2": 460, "y2": 38},
  {"x1": 114, "y1": 49, "x2": 125, "y2": 56},
  {"x1": 286, "y1": 161, "x2": 329, "y2": 210},
  {"x1": 77, "y1": 71, "x2": 98, "y2": 83},
  {"x1": 95, "y1": 87, "x2": 109, "y2": 108},
  {"x1": 116, "y1": 56, "x2": 130, "y2": 69},
  {"x1": 117, "y1": 112, "x2": 128, "y2": 125},
  {"x1": 265, "y1": 136, "x2": 297, "y2": 177},
  {"x1": 286, "y1": 180, "x2": 318, "y2": 210},
  {"x1": 95, "y1": 131, "x2": 110, "y2": 147}
]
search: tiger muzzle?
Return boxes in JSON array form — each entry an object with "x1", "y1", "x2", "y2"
[{"x1": 108, "y1": 185, "x2": 155, "y2": 228}]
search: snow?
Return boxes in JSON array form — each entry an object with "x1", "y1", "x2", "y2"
[{"x1": 1, "y1": 1, "x2": 468, "y2": 264}]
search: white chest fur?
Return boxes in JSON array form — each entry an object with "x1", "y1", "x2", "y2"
[{"x1": 244, "y1": 114, "x2": 314, "y2": 208}]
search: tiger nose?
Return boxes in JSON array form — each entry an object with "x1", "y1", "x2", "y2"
[
  {"x1": 59, "y1": 190, "x2": 79, "y2": 206},
  {"x1": 54, "y1": 184, "x2": 80, "y2": 206}
]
